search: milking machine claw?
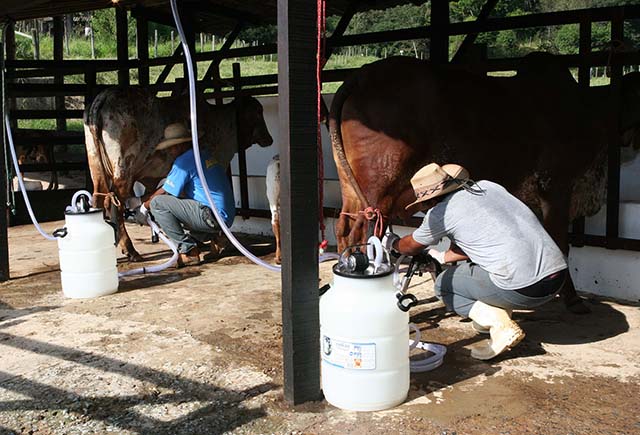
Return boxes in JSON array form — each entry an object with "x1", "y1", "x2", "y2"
[{"x1": 398, "y1": 251, "x2": 443, "y2": 294}]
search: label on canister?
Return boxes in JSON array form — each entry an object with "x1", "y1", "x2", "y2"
[{"x1": 322, "y1": 335, "x2": 376, "y2": 370}]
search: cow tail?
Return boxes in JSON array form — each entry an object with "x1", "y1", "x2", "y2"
[
  {"x1": 84, "y1": 90, "x2": 115, "y2": 186},
  {"x1": 328, "y1": 75, "x2": 370, "y2": 210}
]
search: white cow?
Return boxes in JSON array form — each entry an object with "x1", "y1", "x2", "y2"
[{"x1": 266, "y1": 154, "x2": 281, "y2": 264}]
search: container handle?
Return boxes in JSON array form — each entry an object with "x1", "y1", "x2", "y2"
[
  {"x1": 397, "y1": 293, "x2": 418, "y2": 312},
  {"x1": 52, "y1": 227, "x2": 68, "y2": 238},
  {"x1": 319, "y1": 283, "x2": 331, "y2": 297}
]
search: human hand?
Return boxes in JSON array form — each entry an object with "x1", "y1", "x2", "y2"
[
  {"x1": 382, "y1": 232, "x2": 401, "y2": 254},
  {"x1": 427, "y1": 248, "x2": 446, "y2": 264}
]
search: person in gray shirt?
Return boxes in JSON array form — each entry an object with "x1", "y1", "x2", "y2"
[{"x1": 386, "y1": 163, "x2": 568, "y2": 360}]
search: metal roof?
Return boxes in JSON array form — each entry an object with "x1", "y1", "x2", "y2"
[{"x1": 1, "y1": 0, "x2": 428, "y2": 33}]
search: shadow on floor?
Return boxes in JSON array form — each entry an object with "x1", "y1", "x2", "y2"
[{"x1": 0, "y1": 331, "x2": 275, "y2": 435}]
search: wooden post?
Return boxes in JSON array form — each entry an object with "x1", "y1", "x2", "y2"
[
  {"x1": 0, "y1": 34, "x2": 10, "y2": 281},
  {"x1": 64, "y1": 15, "x2": 72, "y2": 56},
  {"x1": 171, "y1": 30, "x2": 175, "y2": 52},
  {"x1": 606, "y1": 10, "x2": 624, "y2": 244},
  {"x1": 116, "y1": 7, "x2": 129, "y2": 86},
  {"x1": 232, "y1": 63, "x2": 249, "y2": 218},
  {"x1": 5, "y1": 23, "x2": 16, "y2": 132},
  {"x1": 277, "y1": 0, "x2": 321, "y2": 405},
  {"x1": 430, "y1": 0, "x2": 450, "y2": 63},
  {"x1": 53, "y1": 17, "x2": 66, "y2": 132},
  {"x1": 572, "y1": 14, "x2": 592, "y2": 246},
  {"x1": 31, "y1": 28, "x2": 40, "y2": 60},
  {"x1": 137, "y1": 15, "x2": 149, "y2": 86},
  {"x1": 89, "y1": 13, "x2": 95, "y2": 59}
]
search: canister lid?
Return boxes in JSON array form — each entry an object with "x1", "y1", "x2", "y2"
[
  {"x1": 64, "y1": 208, "x2": 103, "y2": 215},
  {"x1": 332, "y1": 261, "x2": 393, "y2": 279}
]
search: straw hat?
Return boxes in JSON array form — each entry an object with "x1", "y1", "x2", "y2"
[
  {"x1": 155, "y1": 123, "x2": 192, "y2": 151},
  {"x1": 405, "y1": 163, "x2": 470, "y2": 210}
]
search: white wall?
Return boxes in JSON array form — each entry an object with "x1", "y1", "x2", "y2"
[{"x1": 230, "y1": 95, "x2": 640, "y2": 302}]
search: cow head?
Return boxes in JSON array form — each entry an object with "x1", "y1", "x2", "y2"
[
  {"x1": 620, "y1": 72, "x2": 640, "y2": 152},
  {"x1": 236, "y1": 96, "x2": 273, "y2": 151}
]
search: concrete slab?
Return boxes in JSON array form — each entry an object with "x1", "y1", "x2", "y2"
[{"x1": 1, "y1": 221, "x2": 639, "y2": 434}]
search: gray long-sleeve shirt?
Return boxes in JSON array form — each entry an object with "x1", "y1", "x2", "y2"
[{"x1": 412, "y1": 180, "x2": 567, "y2": 290}]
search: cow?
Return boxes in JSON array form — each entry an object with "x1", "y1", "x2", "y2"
[
  {"x1": 84, "y1": 87, "x2": 273, "y2": 261},
  {"x1": 329, "y1": 54, "x2": 640, "y2": 314}
]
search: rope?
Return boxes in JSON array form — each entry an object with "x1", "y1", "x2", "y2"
[
  {"x1": 340, "y1": 206, "x2": 385, "y2": 238},
  {"x1": 317, "y1": 0, "x2": 327, "y2": 242}
]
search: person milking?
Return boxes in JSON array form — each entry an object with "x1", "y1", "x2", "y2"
[
  {"x1": 136, "y1": 123, "x2": 235, "y2": 267},
  {"x1": 384, "y1": 163, "x2": 568, "y2": 360}
]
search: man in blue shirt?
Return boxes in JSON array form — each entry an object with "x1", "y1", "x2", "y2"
[{"x1": 140, "y1": 145, "x2": 236, "y2": 267}]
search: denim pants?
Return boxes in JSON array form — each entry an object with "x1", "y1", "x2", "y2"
[
  {"x1": 150, "y1": 195, "x2": 218, "y2": 254},
  {"x1": 434, "y1": 262, "x2": 565, "y2": 318}
]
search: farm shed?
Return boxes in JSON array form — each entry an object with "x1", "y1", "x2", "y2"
[{"x1": 1, "y1": 0, "x2": 640, "y2": 411}]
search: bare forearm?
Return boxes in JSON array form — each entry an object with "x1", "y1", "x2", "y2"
[{"x1": 143, "y1": 187, "x2": 167, "y2": 209}]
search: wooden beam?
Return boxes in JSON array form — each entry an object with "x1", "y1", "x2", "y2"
[
  {"x1": 155, "y1": 46, "x2": 182, "y2": 86},
  {"x1": 606, "y1": 10, "x2": 624, "y2": 243},
  {"x1": 324, "y1": 0, "x2": 360, "y2": 59},
  {"x1": 278, "y1": 0, "x2": 321, "y2": 405},
  {"x1": 0, "y1": 34, "x2": 10, "y2": 281},
  {"x1": 10, "y1": 109, "x2": 84, "y2": 119},
  {"x1": 452, "y1": 0, "x2": 498, "y2": 63},
  {"x1": 116, "y1": 7, "x2": 129, "y2": 86},
  {"x1": 137, "y1": 14, "x2": 150, "y2": 86},
  {"x1": 204, "y1": 22, "x2": 244, "y2": 81},
  {"x1": 430, "y1": 0, "x2": 449, "y2": 63}
]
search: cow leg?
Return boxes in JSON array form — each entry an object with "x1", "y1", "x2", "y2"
[
  {"x1": 272, "y1": 218, "x2": 281, "y2": 264},
  {"x1": 539, "y1": 189, "x2": 590, "y2": 314},
  {"x1": 112, "y1": 179, "x2": 144, "y2": 262}
]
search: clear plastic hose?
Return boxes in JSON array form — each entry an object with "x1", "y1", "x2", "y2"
[
  {"x1": 4, "y1": 115, "x2": 57, "y2": 241},
  {"x1": 118, "y1": 218, "x2": 178, "y2": 277}
]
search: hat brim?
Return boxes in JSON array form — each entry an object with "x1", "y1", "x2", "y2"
[
  {"x1": 155, "y1": 137, "x2": 192, "y2": 151},
  {"x1": 404, "y1": 182, "x2": 464, "y2": 210}
]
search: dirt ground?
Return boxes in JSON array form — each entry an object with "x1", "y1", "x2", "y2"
[{"x1": 1, "y1": 221, "x2": 639, "y2": 435}]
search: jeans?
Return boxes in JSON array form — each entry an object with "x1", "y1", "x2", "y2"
[
  {"x1": 150, "y1": 195, "x2": 218, "y2": 254},
  {"x1": 434, "y1": 262, "x2": 566, "y2": 318}
]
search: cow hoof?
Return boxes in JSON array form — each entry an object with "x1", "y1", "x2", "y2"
[
  {"x1": 275, "y1": 256, "x2": 281, "y2": 265},
  {"x1": 565, "y1": 296, "x2": 591, "y2": 314}
]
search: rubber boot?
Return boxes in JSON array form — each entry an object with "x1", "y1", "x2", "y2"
[
  {"x1": 468, "y1": 301, "x2": 525, "y2": 360},
  {"x1": 472, "y1": 308, "x2": 512, "y2": 334}
]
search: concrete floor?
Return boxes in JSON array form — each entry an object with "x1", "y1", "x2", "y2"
[{"x1": 1, "y1": 221, "x2": 639, "y2": 435}]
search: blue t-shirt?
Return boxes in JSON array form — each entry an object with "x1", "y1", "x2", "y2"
[{"x1": 163, "y1": 149, "x2": 236, "y2": 227}]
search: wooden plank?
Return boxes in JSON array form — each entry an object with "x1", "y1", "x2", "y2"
[
  {"x1": 0, "y1": 38, "x2": 10, "y2": 281},
  {"x1": 571, "y1": 13, "x2": 592, "y2": 248},
  {"x1": 330, "y1": 26, "x2": 431, "y2": 47},
  {"x1": 606, "y1": 10, "x2": 624, "y2": 243},
  {"x1": 568, "y1": 234, "x2": 640, "y2": 252},
  {"x1": 12, "y1": 130, "x2": 85, "y2": 146},
  {"x1": 10, "y1": 109, "x2": 84, "y2": 119},
  {"x1": 137, "y1": 14, "x2": 150, "y2": 86},
  {"x1": 430, "y1": 0, "x2": 449, "y2": 63},
  {"x1": 447, "y1": 4, "x2": 640, "y2": 36},
  {"x1": 116, "y1": 7, "x2": 130, "y2": 86},
  {"x1": 277, "y1": 0, "x2": 321, "y2": 405},
  {"x1": 155, "y1": 46, "x2": 182, "y2": 86},
  {"x1": 19, "y1": 162, "x2": 87, "y2": 172},
  {"x1": 451, "y1": 0, "x2": 498, "y2": 63},
  {"x1": 7, "y1": 83, "x2": 108, "y2": 97},
  {"x1": 233, "y1": 63, "x2": 250, "y2": 218}
]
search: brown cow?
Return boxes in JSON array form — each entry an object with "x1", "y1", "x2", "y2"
[
  {"x1": 84, "y1": 87, "x2": 273, "y2": 261},
  {"x1": 330, "y1": 54, "x2": 640, "y2": 314}
]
